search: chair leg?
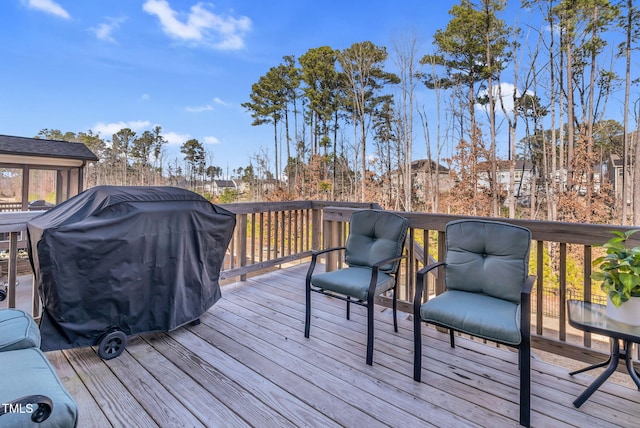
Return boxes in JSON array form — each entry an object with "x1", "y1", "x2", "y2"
[
  {"x1": 304, "y1": 281, "x2": 311, "y2": 338},
  {"x1": 392, "y1": 285, "x2": 398, "y2": 333},
  {"x1": 366, "y1": 299, "x2": 374, "y2": 365},
  {"x1": 413, "y1": 318, "x2": 422, "y2": 381},
  {"x1": 346, "y1": 297, "x2": 351, "y2": 320},
  {"x1": 449, "y1": 329, "x2": 455, "y2": 348},
  {"x1": 519, "y1": 341, "x2": 531, "y2": 427}
]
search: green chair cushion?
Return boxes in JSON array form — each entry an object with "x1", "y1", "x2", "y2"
[
  {"x1": 344, "y1": 210, "x2": 408, "y2": 273},
  {"x1": 0, "y1": 309, "x2": 41, "y2": 351},
  {"x1": 311, "y1": 267, "x2": 395, "y2": 301},
  {"x1": 0, "y1": 347, "x2": 78, "y2": 427},
  {"x1": 420, "y1": 290, "x2": 522, "y2": 346},
  {"x1": 445, "y1": 219, "x2": 531, "y2": 304}
]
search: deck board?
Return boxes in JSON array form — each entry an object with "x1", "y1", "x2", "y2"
[{"x1": 45, "y1": 263, "x2": 640, "y2": 427}]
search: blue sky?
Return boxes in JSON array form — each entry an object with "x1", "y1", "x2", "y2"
[
  {"x1": 0, "y1": 0, "x2": 581, "y2": 174},
  {"x1": 0, "y1": 0, "x2": 460, "y2": 172}
]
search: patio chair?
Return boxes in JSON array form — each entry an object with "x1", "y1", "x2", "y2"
[
  {"x1": 0, "y1": 309, "x2": 78, "y2": 426},
  {"x1": 305, "y1": 209, "x2": 409, "y2": 365},
  {"x1": 413, "y1": 219, "x2": 536, "y2": 427}
]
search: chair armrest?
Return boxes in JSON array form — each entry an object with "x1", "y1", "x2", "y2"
[
  {"x1": 413, "y1": 262, "x2": 445, "y2": 312},
  {"x1": 306, "y1": 247, "x2": 347, "y2": 284},
  {"x1": 366, "y1": 254, "x2": 408, "y2": 300},
  {"x1": 520, "y1": 275, "x2": 537, "y2": 336},
  {"x1": 311, "y1": 246, "x2": 347, "y2": 259},
  {"x1": 522, "y1": 275, "x2": 536, "y2": 295},
  {"x1": 0, "y1": 394, "x2": 53, "y2": 423}
]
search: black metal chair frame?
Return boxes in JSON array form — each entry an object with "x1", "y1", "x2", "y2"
[
  {"x1": 413, "y1": 263, "x2": 535, "y2": 427},
  {"x1": 305, "y1": 246, "x2": 406, "y2": 365}
]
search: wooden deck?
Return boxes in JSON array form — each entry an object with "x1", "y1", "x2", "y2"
[{"x1": 46, "y1": 263, "x2": 640, "y2": 427}]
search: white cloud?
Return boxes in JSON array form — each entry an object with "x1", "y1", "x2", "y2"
[
  {"x1": 162, "y1": 131, "x2": 191, "y2": 145},
  {"x1": 142, "y1": 0, "x2": 251, "y2": 50},
  {"x1": 91, "y1": 17, "x2": 127, "y2": 43},
  {"x1": 186, "y1": 97, "x2": 231, "y2": 112},
  {"x1": 185, "y1": 104, "x2": 213, "y2": 113},
  {"x1": 476, "y1": 82, "x2": 533, "y2": 116},
  {"x1": 24, "y1": 0, "x2": 70, "y2": 19},
  {"x1": 203, "y1": 136, "x2": 220, "y2": 144},
  {"x1": 140, "y1": 93, "x2": 151, "y2": 101},
  {"x1": 92, "y1": 120, "x2": 151, "y2": 137}
]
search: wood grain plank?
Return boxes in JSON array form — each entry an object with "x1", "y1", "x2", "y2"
[
  {"x1": 103, "y1": 338, "x2": 206, "y2": 427},
  {"x1": 45, "y1": 350, "x2": 111, "y2": 428},
  {"x1": 177, "y1": 322, "x2": 362, "y2": 428},
  {"x1": 63, "y1": 347, "x2": 158, "y2": 427},
  {"x1": 45, "y1": 264, "x2": 640, "y2": 428},
  {"x1": 126, "y1": 335, "x2": 250, "y2": 428},
  {"x1": 142, "y1": 331, "x2": 301, "y2": 428}
]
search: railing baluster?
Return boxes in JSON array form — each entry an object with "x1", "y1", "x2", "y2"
[
  {"x1": 238, "y1": 214, "x2": 247, "y2": 282},
  {"x1": 583, "y1": 245, "x2": 592, "y2": 348},
  {"x1": 559, "y1": 242, "x2": 567, "y2": 342},
  {"x1": 259, "y1": 212, "x2": 264, "y2": 263},
  {"x1": 267, "y1": 211, "x2": 272, "y2": 261},
  {"x1": 250, "y1": 213, "x2": 256, "y2": 265},
  {"x1": 287, "y1": 210, "x2": 292, "y2": 256},
  {"x1": 7, "y1": 231, "x2": 18, "y2": 309},
  {"x1": 536, "y1": 240, "x2": 544, "y2": 336},
  {"x1": 406, "y1": 227, "x2": 415, "y2": 301}
]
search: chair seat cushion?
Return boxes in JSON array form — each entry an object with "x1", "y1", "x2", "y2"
[
  {"x1": 420, "y1": 290, "x2": 522, "y2": 345},
  {"x1": 0, "y1": 309, "x2": 41, "y2": 351},
  {"x1": 311, "y1": 267, "x2": 395, "y2": 301},
  {"x1": 0, "y1": 347, "x2": 78, "y2": 427}
]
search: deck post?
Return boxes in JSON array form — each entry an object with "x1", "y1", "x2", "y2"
[
  {"x1": 311, "y1": 206, "x2": 322, "y2": 252},
  {"x1": 237, "y1": 213, "x2": 247, "y2": 281},
  {"x1": 7, "y1": 231, "x2": 18, "y2": 308}
]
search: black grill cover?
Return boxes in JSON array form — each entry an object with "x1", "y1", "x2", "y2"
[{"x1": 27, "y1": 186, "x2": 236, "y2": 351}]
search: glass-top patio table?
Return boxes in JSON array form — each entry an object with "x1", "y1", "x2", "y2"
[{"x1": 567, "y1": 299, "x2": 640, "y2": 408}]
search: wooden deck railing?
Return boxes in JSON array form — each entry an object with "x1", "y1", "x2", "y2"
[
  {"x1": 2, "y1": 201, "x2": 637, "y2": 367},
  {"x1": 0, "y1": 201, "x2": 379, "y2": 316},
  {"x1": 217, "y1": 201, "x2": 380, "y2": 281},
  {"x1": 0, "y1": 210, "x2": 40, "y2": 313}
]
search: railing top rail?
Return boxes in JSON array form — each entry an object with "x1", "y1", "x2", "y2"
[
  {"x1": 219, "y1": 200, "x2": 381, "y2": 214},
  {"x1": 0, "y1": 211, "x2": 41, "y2": 233},
  {"x1": 0, "y1": 201, "x2": 381, "y2": 232},
  {"x1": 321, "y1": 207, "x2": 640, "y2": 247}
]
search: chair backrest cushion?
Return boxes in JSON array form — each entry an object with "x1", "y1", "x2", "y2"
[
  {"x1": 345, "y1": 210, "x2": 408, "y2": 273},
  {"x1": 444, "y1": 219, "x2": 531, "y2": 303}
]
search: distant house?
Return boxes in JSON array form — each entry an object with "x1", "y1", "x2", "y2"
[
  {"x1": 0, "y1": 134, "x2": 98, "y2": 211},
  {"x1": 477, "y1": 160, "x2": 536, "y2": 204},
  {"x1": 409, "y1": 159, "x2": 453, "y2": 198},
  {"x1": 233, "y1": 179, "x2": 248, "y2": 194},
  {"x1": 212, "y1": 179, "x2": 237, "y2": 196},
  {"x1": 607, "y1": 154, "x2": 628, "y2": 204},
  {"x1": 387, "y1": 159, "x2": 452, "y2": 201}
]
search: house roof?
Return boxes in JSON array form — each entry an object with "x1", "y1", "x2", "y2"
[
  {"x1": 609, "y1": 154, "x2": 623, "y2": 167},
  {"x1": 477, "y1": 159, "x2": 533, "y2": 171},
  {"x1": 214, "y1": 180, "x2": 236, "y2": 188},
  {"x1": 0, "y1": 134, "x2": 98, "y2": 162},
  {"x1": 411, "y1": 159, "x2": 450, "y2": 172}
]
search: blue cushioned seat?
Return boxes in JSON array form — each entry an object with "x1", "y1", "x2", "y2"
[
  {"x1": 420, "y1": 290, "x2": 522, "y2": 345},
  {"x1": 0, "y1": 347, "x2": 78, "y2": 427},
  {"x1": 310, "y1": 267, "x2": 396, "y2": 302},
  {"x1": 0, "y1": 309, "x2": 41, "y2": 351},
  {"x1": 0, "y1": 309, "x2": 78, "y2": 426}
]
